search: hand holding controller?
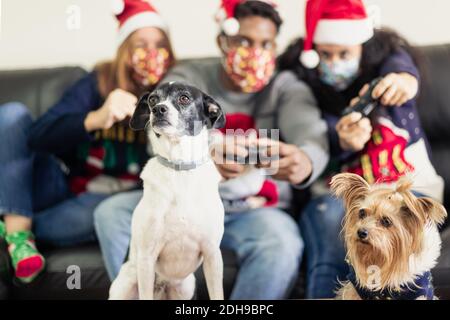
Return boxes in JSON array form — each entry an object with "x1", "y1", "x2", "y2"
[
  {"x1": 227, "y1": 141, "x2": 280, "y2": 165},
  {"x1": 341, "y1": 77, "x2": 383, "y2": 118}
]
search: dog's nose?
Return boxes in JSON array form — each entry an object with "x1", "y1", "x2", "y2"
[
  {"x1": 357, "y1": 228, "x2": 368, "y2": 240},
  {"x1": 153, "y1": 104, "x2": 168, "y2": 116}
]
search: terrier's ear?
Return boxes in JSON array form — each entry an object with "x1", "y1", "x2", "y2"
[
  {"x1": 401, "y1": 190, "x2": 447, "y2": 226},
  {"x1": 417, "y1": 197, "x2": 447, "y2": 226},
  {"x1": 203, "y1": 93, "x2": 226, "y2": 129},
  {"x1": 330, "y1": 173, "x2": 370, "y2": 210},
  {"x1": 130, "y1": 92, "x2": 150, "y2": 131}
]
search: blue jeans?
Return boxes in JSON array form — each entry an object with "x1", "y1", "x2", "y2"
[
  {"x1": 298, "y1": 194, "x2": 348, "y2": 299},
  {"x1": 94, "y1": 190, "x2": 303, "y2": 300},
  {"x1": 0, "y1": 102, "x2": 108, "y2": 246}
]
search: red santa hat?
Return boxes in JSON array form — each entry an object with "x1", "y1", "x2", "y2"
[
  {"x1": 300, "y1": 0, "x2": 374, "y2": 69},
  {"x1": 112, "y1": 0, "x2": 168, "y2": 45},
  {"x1": 216, "y1": 0, "x2": 278, "y2": 36}
]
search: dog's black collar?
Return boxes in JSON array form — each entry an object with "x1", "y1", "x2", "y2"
[
  {"x1": 155, "y1": 154, "x2": 210, "y2": 171},
  {"x1": 348, "y1": 266, "x2": 435, "y2": 300}
]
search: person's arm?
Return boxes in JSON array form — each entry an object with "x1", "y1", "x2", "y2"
[
  {"x1": 380, "y1": 49, "x2": 420, "y2": 81},
  {"x1": 28, "y1": 72, "x2": 101, "y2": 154},
  {"x1": 275, "y1": 72, "x2": 330, "y2": 188},
  {"x1": 324, "y1": 112, "x2": 356, "y2": 159},
  {"x1": 369, "y1": 49, "x2": 420, "y2": 107},
  {"x1": 28, "y1": 72, "x2": 137, "y2": 155}
]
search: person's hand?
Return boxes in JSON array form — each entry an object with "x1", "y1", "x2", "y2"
[
  {"x1": 256, "y1": 140, "x2": 313, "y2": 185},
  {"x1": 212, "y1": 135, "x2": 249, "y2": 180},
  {"x1": 215, "y1": 162, "x2": 247, "y2": 180},
  {"x1": 84, "y1": 89, "x2": 137, "y2": 131},
  {"x1": 336, "y1": 112, "x2": 373, "y2": 152},
  {"x1": 361, "y1": 72, "x2": 418, "y2": 107}
]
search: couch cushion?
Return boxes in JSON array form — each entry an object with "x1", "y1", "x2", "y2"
[
  {"x1": 6, "y1": 245, "x2": 240, "y2": 300},
  {"x1": 9, "y1": 245, "x2": 110, "y2": 300},
  {"x1": 417, "y1": 44, "x2": 450, "y2": 142},
  {"x1": 0, "y1": 67, "x2": 87, "y2": 118},
  {"x1": 416, "y1": 44, "x2": 450, "y2": 209}
]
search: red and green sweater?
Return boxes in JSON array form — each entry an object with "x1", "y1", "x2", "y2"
[
  {"x1": 302, "y1": 50, "x2": 444, "y2": 200},
  {"x1": 28, "y1": 71, "x2": 149, "y2": 194}
]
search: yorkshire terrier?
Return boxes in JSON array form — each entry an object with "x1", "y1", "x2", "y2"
[{"x1": 331, "y1": 173, "x2": 447, "y2": 300}]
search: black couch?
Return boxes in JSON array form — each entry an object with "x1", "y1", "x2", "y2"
[{"x1": 1, "y1": 44, "x2": 450, "y2": 300}]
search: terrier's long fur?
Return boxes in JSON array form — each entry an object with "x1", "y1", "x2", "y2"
[{"x1": 331, "y1": 173, "x2": 447, "y2": 300}]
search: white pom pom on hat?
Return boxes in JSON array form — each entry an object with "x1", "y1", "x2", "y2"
[
  {"x1": 217, "y1": 0, "x2": 242, "y2": 35},
  {"x1": 300, "y1": 50, "x2": 320, "y2": 69},
  {"x1": 113, "y1": 0, "x2": 168, "y2": 45},
  {"x1": 111, "y1": 0, "x2": 125, "y2": 15},
  {"x1": 216, "y1": 1, "x2": 278, "y2": 36},
  {"x1": 222, "y1": 17, "x2": 240, "y2": 36},
  {"x1": 300, "y1": 0, "x2": 374, "y2": 69}
]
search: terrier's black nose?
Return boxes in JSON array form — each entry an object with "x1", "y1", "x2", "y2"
[
  {"x1": 153, "y1": 104, "x2": 168, "y2": 116},
  {"x1": 357, "y1": 228, "x2": 368, "y2": 240}
]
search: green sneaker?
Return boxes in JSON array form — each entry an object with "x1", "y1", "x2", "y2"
[
  {"x1": 5, "y1": 231, "x2": 45, "y2": 283},
  {"x1": 0, "y1": 220, "x2": 5, "y2": 239}
]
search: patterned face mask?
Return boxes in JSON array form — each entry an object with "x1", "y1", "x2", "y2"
[
  {"x1": 131, "y1": 47, "x2": 171, "y2": 87},
  {"x1": 223, "y1": 46, "x2": 276, "y2": 93},
  {"x1": 319, "y1": 57, "x2": 360, "y2": 91}
]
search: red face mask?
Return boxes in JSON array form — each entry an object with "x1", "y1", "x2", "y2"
[
  {"x1": 131, "y1": 47, "x2": 170, "y2": 87},
  {"x1": 223, "y1": 46, "x2": 276, "y2": 93}
]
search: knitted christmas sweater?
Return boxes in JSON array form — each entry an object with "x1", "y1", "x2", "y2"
[
  {"x1": 28, "y1": 71, "x2": 149, "y2": 194},
  {"x1": 314, "y1": 50, "x2": 443, "y2": 200}
]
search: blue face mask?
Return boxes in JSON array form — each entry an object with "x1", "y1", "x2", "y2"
[{"x1": 319, "y1": 58, "x2": 360, "y2": 91}]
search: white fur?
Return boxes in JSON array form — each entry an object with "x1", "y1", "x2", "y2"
[
  {"x1": 406, "y1": 222, "x2": 441, "y2": 282},
  {"x1": 109, "y1": 117, "x2": 225, "y2": 300},
  {"x1": 150, "y1": 99, "x2": 181, "y2": 137}
]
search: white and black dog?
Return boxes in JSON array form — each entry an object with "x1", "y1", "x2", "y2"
[{"x1": 109, "y1": 82, "x2": 226, "y2": 300}]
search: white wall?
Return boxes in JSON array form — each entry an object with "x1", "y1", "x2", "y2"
[{"x1": 0, "y1": 0, "x2": 449, "y2": 70}]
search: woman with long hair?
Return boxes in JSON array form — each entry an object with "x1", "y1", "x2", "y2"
[
  {"x1": 278, "y1": 0, "x2": 443, "y2": 298},
  {"x1": 0, "y1": 0, "x2": 175, "y2": 283}
]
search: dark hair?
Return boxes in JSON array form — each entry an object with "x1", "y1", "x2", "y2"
[
  {"x1": 360, "y1": 28, "x2": 422, "y2": 77},
  {"x1": 234, "y1": 1, "x2": 283, "y2": 32},
  {"x1": 277, "y1": 28, "x2": 422, "y2": 115}
]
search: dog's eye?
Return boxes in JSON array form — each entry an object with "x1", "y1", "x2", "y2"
[
  {"x1": 380, "y1": 217, "x2": 392, "y2": 228},
  {"x1": 178, "y1": 95, "x2": 191, "y2": 106},
  {"x1": 148, "y1": 96, "x2": 159, "y2": 106},
  {"x1": 358, "y1": 209, "x2": 367, "y2": 219}
]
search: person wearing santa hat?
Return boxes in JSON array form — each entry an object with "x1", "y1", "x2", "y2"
[
  {"x1": 0, "y1": 0, "x2": 175, "y2": 284},
  {"x1": 94, "y1": 0, "x2": 330, "y2": 299},
  {"x1": 278, "y1": 0, "x2": 444, "y2": 298}
]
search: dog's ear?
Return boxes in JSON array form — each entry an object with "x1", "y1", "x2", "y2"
[
  {"x1": 129, "y1": 92, "x2": 150, "y2": 131},
  {"x1": 330, "y1": 173, "x2": 370, "y2": 210},
  {"x1": 418, "y1": 198, "x2": 447, "y2": 226},
  {"x1": 403, "y1": 195, "x2": 447, "y2": 226},
  {"x1": 203, "y1": 93, "x2": 225, "y2": 129}
]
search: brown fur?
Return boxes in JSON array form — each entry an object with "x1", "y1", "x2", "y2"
[{"x1": 331, "y1": 173, "x2": 447, "y2": 295}]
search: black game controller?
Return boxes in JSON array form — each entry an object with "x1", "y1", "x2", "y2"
[{"x1": 341, "y1": 77, "x2": 383, "y2": 118}]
